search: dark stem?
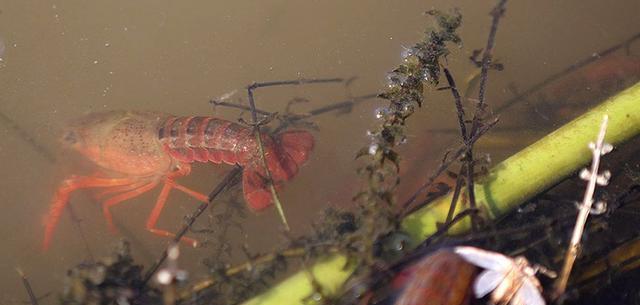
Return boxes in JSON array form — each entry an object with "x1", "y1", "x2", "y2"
[
  {"x1": 0, "y1": 110, "x2": 56, "y2": 163},
  {"x1": 442, "y1": 67, "x2": 468, "y2": 141},
  {"x1": 462, "y1": 212, "x2": 574, "y2": 242},
  {"x1": 464, "y1": 153, "x2": 478, "y2": 232},
  {"x1": 66, "y1": 204, "x2": 94, "y2": 261},
  {"x1": 472, "y1": 0, "x2": 507, "y2": 133},
  {"x1": 466, "y1": 0, "x2": 508, "y2": 230},
  {"x1": 212, "y1": 93, "x2": 378, "y2": 122},
  {"x1": 401, "y1": 146, "x2": 463, "y2": 213},
  {"x1": 445, "y1": 167, "x2": 466, "y2": 224},
  {"x1": 16, "y1": 268, "x2": 39, "y2": 305},
  {"x1": 142, "y1": 166, "x2": 242, "y2": 284},
  {"x1": 244, "y1": 77, "x2": 345, "y2": 230},
  {"x1": 248, "y1": 78, "x2": 343, "y2": 91},
  {"x1": 210, "y1": 100, "x2": 272, "y2": 116},
  {"x1": 441, "y1": 66, "x2": 474, "y2": 229},
  {"x1": 245, "y1": 77, "x2": 344, "y2": 123}
]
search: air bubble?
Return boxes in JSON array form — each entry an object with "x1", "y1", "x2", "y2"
[
  {"x1": 375, "y1": 107, "x2": 390, "y2": 119},
  {"x1": 368, "y1": 144, "x2": 379, "y2": 155}
]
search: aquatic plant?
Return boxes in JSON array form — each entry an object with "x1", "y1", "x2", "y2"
[{"x1": 34, "y1": 2, "x2": 640, "y2": 305}]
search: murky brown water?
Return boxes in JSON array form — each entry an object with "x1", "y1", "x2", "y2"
[{"x1": 0, "y1": 0, "x2": 639, "y2": 303}]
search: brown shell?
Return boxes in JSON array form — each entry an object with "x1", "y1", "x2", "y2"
[{"x1": 394, "y1": 250, "x2": 478, "y2": 305}]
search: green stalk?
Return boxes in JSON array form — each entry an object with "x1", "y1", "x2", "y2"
[
  {"x1": 254, "y1": 130, "x2": 290, "y2": 231},
  {"x1": 242, "y1": 82, "x2": 640, "y2": 305},
  {"x1": 403, "y1": 81, "x2": 640, "y2": 241}
]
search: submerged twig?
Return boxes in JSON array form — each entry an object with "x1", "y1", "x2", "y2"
[
  {"x1": 430, "y1": 1, "x2": 508, "y2": 232},
  {"x1": 245, "y1": 77, "x2": 344, "y2": 230},
  {"x1": 211, "y1": 100, "x2": 273, "y2": 116},
  {"x1": 245, "y1": 78, "x2": 343, "y2": 230},
  {"x1": 401, "y1": 118, "x2": 498, "y2": 216},
  {"x1": 473, "y1": 0, "x2": 507, "y2": 120},
  {"x1": 142, "y1": 166, "x2": 242, "y2": 284},
  {"x1": 66, "y1": 204, "x2": 94, "y2": 261},
  {"x1": 441, "y1": 67, "x2": 473, "y2": 227},
  {"x1": 465, "y1": 0, "x2": 508, "y2": 231},
  {"x1": 553, "y1": 115, "x2": 612, "y2": 299},
  {"x1": 0, "y1": 110, "x2": 56, "y2": 163},
  {"x1": 156, "y1": 244, "x2": 188, "y2": 305},
  {"x1": 16, "y1": 268, "x2": 39, "y2": 305},
  {"x1": 213, "y1": 91, "x2": 379, "y2": 133},
  {"x1": 442, "y1": 67, "x2": 467, "y2": 140}
]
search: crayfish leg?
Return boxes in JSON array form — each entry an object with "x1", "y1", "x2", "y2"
[
  {"x1": 43, "y1": 175, "x2": 138, "y2": 250},
  {"x1": 94, "y1": 181, "x2": 151, "y2": 200},
  {"x1": 101, "y1": 181, "x2": 159, "y2": 234},
  {"x1": 145, "y1": 180, "x2": 208, "y2": 247}
]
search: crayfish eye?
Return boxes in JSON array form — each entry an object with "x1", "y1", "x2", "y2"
[{"x1": 62, "y1": 130, "x2": 78, "y2": 145}]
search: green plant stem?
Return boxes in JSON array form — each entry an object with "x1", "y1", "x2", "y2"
[
  {"x1": 254, "y1": 131, "x2": 290, "y2": 231},
  {"x1": 241, "y1": 82, "x2": 640, "y2": 305},
  {"x1": 403, "y1": 81, "x2": 640, "y2": 241}
]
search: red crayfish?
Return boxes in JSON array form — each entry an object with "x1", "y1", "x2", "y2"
[{"x1": 43, "y1": 111, "x2": 313, "y2": 249}]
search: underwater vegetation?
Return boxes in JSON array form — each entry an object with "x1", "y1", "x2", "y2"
[{"x1": 12, "y1": 1, "x2": 640, "y2": 305}]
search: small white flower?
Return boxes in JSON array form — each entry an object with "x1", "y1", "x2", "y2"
[{"x1": 454, "y1": 246, "x2": 546, "y2": 305}]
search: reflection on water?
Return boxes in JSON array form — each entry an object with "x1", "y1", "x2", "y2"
[{"x1": 0, "y1": 0, "x2": 639, "y2": 303}]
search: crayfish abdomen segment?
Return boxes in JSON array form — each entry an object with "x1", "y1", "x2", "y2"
[
  {"x1": 159, "y1": 116, "x2": 257, "y2": 165},
  {"x1": 159, "y1": 115, "x2": 315, "y2": 210}
]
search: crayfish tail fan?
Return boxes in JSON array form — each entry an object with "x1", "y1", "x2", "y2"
[
  {"x1": 242, "y1": 167, "x2": 274, "y2": 211},
  {"x1": 241, "y1": 130, "x2": 314, "y2": 211},
  {"x1": 277, "y1": 130, "x2": 314, "y2": 168}
]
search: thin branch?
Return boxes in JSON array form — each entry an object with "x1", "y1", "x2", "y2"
[
  {"x1": 248, "y1": 78, "x2": 344, "y2": 92},
  {"x1": 441, "y1": 67, "x2": 471, "y2": 227},
  {"x1": 246, "y1": 83, "x2": 289, "y2": 230},
  {"x1": 401, "y1": 118, "x2": 498, "y2": 215},
  {"x1": 66, "y1": 204, "x2": 94, "y2": 261},
  {"x1": 472, "y1": 0, "x2": 507, "y2": 128},
  {"x1": 16, "y1": 268, "x2": 39, "y2": 305},
  {"x1": 243, "y1": 77, "x2": 345, "y2": 230},
  {"x1": 142, "y1": 166, "x2": 242, "y2": 284},
  {"x1": 253, "y1": 128, "x2": 290, "y2": 230},
  {"x1": 212, "y1": 93, "x2": 379, "y2": 129},
  {"x1": 444, "y1": 167, "x2": 466, "y2": 224},
  {"x1": 428, "y1": 2, "x2": 507, "y2": 233},
  {"x1": 465, "y1": 0, "x2": 508, "y2": 230},
  {"x1": 461, "y1": 212, "x2": 575, "y2": 242},
  {"x1": 553, "y1": 115, "x2": 612, "y2": 298},
  {"x1": 210, "y1": 100, "x2": 272, "y2": 116},
  {"x1": 0, "y1": 110, "x2": 56, "y2": 163},
  {"x1": 442, "y1": 67, "x2": 468, "y2": 141}
]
